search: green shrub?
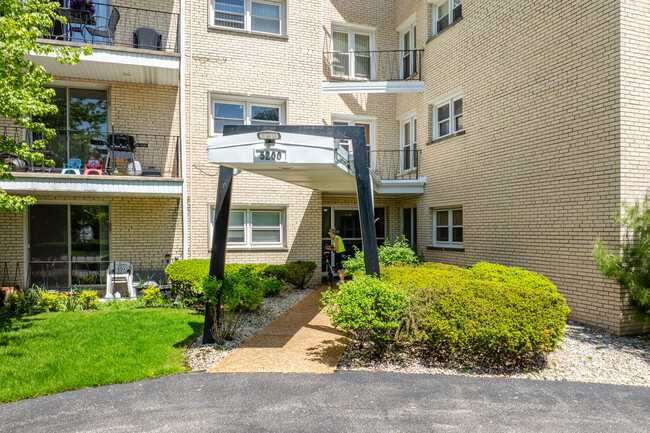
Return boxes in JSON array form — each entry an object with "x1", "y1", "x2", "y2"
[
  {"x1": 321, "y1": 276, "x2": 407, "y2": 352},
  {"x1": 593, "y1": 196, "x2": 650, "y2": 322},
  {"x1": 470, "y1": 262, "x2": 558, "y2": 293},
  {"x1": 285, "y1": 260, "x2": 317, "y2": 289},
  {"x1": 165, "y1": 259, "x2": 210, "y2": 306},
  {"x1": 78, "y1": 290, "x2": 99, "y2": 310},
  {"x1": 262, "y1": 264, "x2": 288, "y2": 281},
  {"x1": 143, "y1": 286, "x2": 162, "y2": 306},
  {"x1": 342, "y1": 238, "x2": 421, "y2": 276},
  {"x1": 381, "y1": 264, "x2": 570, "y2": 365},
  {"x1": 5, "y1": 293, "x2": 28, "y2": 315},
  {"x1": 37, "y1": 291, "x2": 61, "y2": 312}
]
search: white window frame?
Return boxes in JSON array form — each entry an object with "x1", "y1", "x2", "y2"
[
  {"x1": 398, "y1": 110, "x2": 417, "y2": 173},
  {"x1": 431, "y1": 0, "x2": 463, "y2": 36},
  {"x1": 429, "y1": 90, "x2": 463, "y2": 141},
  {"x1": 209, "y1": 207, "x2": 286, "y2": 249},
  {"x1": 331, "y1": 23, "x2": 376, "y2": 80},
  {"x1": 433, "y1": 208, "x2": 463, "y2": 248},
  {"x1": 210, "y1": 0, "x2": 285, "y2": 36},
  {"x1": 331, "y1": 114, "x2": 375, "y2": 169},
  {"x1": 210, "y1": 96, "x2": 285, "y2": 136},
  {"x1": 397, "y1": 14, "x2": 417, "y2": 79}
]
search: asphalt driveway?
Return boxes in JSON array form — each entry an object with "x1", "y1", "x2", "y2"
[{"x1": 1, "y1": 372, "x2": 648, "y2": 432}]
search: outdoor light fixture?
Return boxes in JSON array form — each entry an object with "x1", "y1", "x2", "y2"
[{"x1": 257, "y1": 130, "x2": 281, "y2": 144}]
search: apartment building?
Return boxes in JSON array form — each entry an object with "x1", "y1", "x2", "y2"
[{"x1": 1, "y1": 0, "x2": 649, "y2": 335}]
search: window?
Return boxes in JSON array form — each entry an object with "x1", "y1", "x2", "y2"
[
  {"x1": 212, "y1": 0, "x2": 284, "y2": 35},
  {"x1": 331, "y1": 116, "x2": 374, "y2": 168},
  {"x1": 398, "y1": 16, "x2": 417, "y2": 79},
  {"x1": 433, "y1": 0, "x2": 462, "y2": 35},
  {"x1": 321, "y1": 206, "x2": 386, "y2": 253},
  {"x1": 331, "y1": 26, "x2": 374, "y2": 80},
  {"x1": 430, "y1": 91, "x2": 463, "y2": 140},
  {"x1": 212, "y1": 97, "x2": 283, "y2": 135},
  {"x1": 433, "y1": 208, "x2": 463, "y2": 247},
  {"x1": 210, "y1": 207, "x2": 285, "y2": 248},
  {"x1": 400, "y1": 113, "x2": 417, "y2": 172}
]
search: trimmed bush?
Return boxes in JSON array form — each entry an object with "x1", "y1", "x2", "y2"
[
  {"x1": 143, "y1": 286, "x2": 162, "y2": 305},
  {"x1": 469, "y1": 262, "x2": 558, "y2": 294},
  {"x1": 342, "y1": 238, "x2": 421, "y2": 276},
  {"x1": 165, "y1": 259, "x2": 210, "y2": 306},
  {"x1": 321, "y1": 276, "x2": 407, "y2": 352},
  {"x1": 285, "y1": 260, "x2": 317, "y2": 289}
]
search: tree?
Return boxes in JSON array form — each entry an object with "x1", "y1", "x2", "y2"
[
  {"x1": 593, "y1": 196, "x2": 650, "y2": 323},
  {"x1": 0, "y1": 0, "x2": 91, "y2": 212}
]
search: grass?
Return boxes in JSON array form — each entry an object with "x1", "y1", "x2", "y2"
[{"x1": 0, "y1": 308, "x2": 203, "y2": 404}]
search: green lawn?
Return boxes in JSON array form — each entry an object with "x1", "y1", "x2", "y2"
[{"x1": 0, "y1": 308, "x2": 204, "y2": 403}]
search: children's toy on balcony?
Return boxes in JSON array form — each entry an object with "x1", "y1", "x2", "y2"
[
  {"x1": 83, "y1": 158, "x2": 103, "y2": 175},
  {"x1": 61, "y1": 158, "x2": 82, "y2": 175}
]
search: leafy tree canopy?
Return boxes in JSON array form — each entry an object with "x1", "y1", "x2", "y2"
[{"x1": 0, "y1": 0, "x2": 91, "y2": 212}]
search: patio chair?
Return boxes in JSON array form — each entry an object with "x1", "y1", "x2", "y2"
[
  {"x1": 61, "y1": 158, "x2": 82, "y2": 175},
  {"x1": 133, "y1": 27, "x2": 162, "y2": 51},
  {"x1": 106, "y1": 261, "x2": 135, "y2": 298},
  {"x1": 83, "y1": 158, "x2": 103, "y2": 175},
  {"x1": 87, "y1": 7, "x2": 120, "y2": 45}
]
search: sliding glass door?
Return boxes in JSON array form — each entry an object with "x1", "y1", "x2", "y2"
[{"x1": 29, "y1": 204, "x2": 110, "y2": 289}]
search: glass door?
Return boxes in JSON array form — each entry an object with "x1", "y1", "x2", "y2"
[{"x1": 29, "y1": 205, "x2": 69, "y2": 289}]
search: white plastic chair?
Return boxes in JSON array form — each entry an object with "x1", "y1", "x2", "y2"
[{"x1": 106, "y1": 261, "x2": 135, "y2": 298}]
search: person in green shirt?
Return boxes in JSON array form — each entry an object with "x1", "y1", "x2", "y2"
[{"x1": 326, "y1": 228, "x2": 346, "y2": 284}]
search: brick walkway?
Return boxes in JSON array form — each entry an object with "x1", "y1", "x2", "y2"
[{"x1": 208, "y1": 286, "x2": 347, "y2": 373}]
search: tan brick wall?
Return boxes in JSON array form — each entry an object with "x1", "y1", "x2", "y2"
[{"x1": 401, "y1": 0, "x2": 635, "y2": 334}]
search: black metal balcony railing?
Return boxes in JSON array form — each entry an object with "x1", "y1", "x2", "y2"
[
  {"x1": 369, "y1": 149, "x2": 421, "y2": 180},
  {"x1": 323, "y1": 50, "x2": 424, "y2": 82},
  {"x1": 45, "y1": 2, "x2": 180, "y2": 53},
  {"x1": 1, "y1": 259, "x2": 172, "y2": 292},
  {"x1": 1, "y1": 126, "x2": 180, "y2": 178}
]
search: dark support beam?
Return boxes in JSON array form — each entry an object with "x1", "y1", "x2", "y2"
[{"x1": 203, "y1": 165, "x2": 234, "y2": 344}]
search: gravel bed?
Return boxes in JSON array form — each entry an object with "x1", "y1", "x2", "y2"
[
  {"x1": 185, "y1": 287, "x2": 313, "y2": 371},
  {"x1": 337, "y1": 320, "x2": 650, "y2": 387}
]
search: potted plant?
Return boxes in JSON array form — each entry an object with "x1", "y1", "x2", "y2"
[{"x1": 70, "y1": 0, "x2": 96, "y2": 14}]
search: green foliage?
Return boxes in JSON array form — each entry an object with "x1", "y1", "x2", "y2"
[
  {"x1": 321, "y1": 276, "x2": 407, "y2": 352},
  {"x1": 342, "y1": 238, "x2": 421, "y2": 276},
  {"x1": 285, "y1": 260, "x2": 317, "y2": 289},
  {"x1": 199, "y1": 274, "x2": 264, "y2": 343},
  {"x1": 143, "y1": 286, "x2": 162, "y2": 306},
  {"x1": 593, "y1": 197, "x2": 650, "y2": 322},
  {"x1": 0, "y1": 0, "x2": 92, "y2": 212},
  {"x1": 469, "y1": 262, "x2": 558, "y2": 294},
  {"x1": 78, "y1": 290, "x2": 99, "y2": 310},
  {"x1": 164, "y1": 259, "x2": 209, "y2": 307},
  {"x1": 37, "y1": 291, "x2": 61, "y2": 312},
  {"x1": 5, "y1": 293, "x2": 28, "y2": 315},
  {"x1": 325, "y1": 262, "x2": 570, "y2": 366}
]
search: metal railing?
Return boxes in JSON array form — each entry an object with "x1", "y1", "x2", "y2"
[
  {"x1": 370, "y1": 149, "x2": 421, "y2": 180},
  {"x1": 323, "y1": 50, "x2": 424, "y2": 82},
  {"x1": 1, "y1": 259, "x2": 173, "y2": 292},
  {"x1": 2, "y1": 127, "x2": 180, "y2": 178},
  {"x1": 45, "y1": 2, "x2": 180, "y2": 53}
]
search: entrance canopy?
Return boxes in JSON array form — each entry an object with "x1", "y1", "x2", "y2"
[
  {"x1": 206, "y1": 131, "x2": 425, "y2": 196},
  {"x1": 207, "y1": 131, "x2": 357, "y2": 194}
]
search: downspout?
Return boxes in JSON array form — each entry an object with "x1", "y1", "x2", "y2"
[{"x1": 179, "y1": 0, "x2": 188, "y2": 259}]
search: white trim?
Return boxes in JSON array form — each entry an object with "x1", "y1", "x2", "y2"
[
  {"x1": 180, "y1": 0, "x2": 188, "y2": 259},
  {"x1": 210, "y1": 95, "x2": 285, "y2": 136},
  {"x1": 430, "y1": 91, "x2": 463, "y2": 141},
  {"x1": 209, "y1": 205, "x2": 287, "y2": 250},
  {"x1": 330, "y1": 25, "x2": 375, "y2": 81},
  {"x1": 331, "y1": 21, "x2": 376, "y2": 33},
  {"x1": 399, "y1": 113, "x2": 418, "y2": 173},
  {"x1": 331, "y1": 115, "x2": 376, "y2": 170},
  {"x1": 397, "y1": 109, "x2": 417, "y2": 122},
  {"x1": 0, "y1": 176, "x2": 183, "y2": 197},
  {"x1": 432, "y1": 207, "x2": 463, "y2": 248},
  {"x1": 396, "y1": 13, "x2": 416, "y2": 33},
  {"x1": 322, "y1": 81, "x2": 425, "y2": 94},
  {"x1": 428, "y1": 89, "x2": 463, "y2": 106},
  {"x1": 209, "y1": 0, "x2": 286, "y2": 36}
]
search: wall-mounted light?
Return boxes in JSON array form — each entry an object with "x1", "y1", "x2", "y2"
[{"x1": 257, "y1": 130, "x2": 281, "y2": 146}]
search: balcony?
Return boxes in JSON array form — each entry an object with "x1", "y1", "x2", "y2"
[
  {"x1": 0, "y1": 126, "x2": 182, "y2": 197},
  {"x1": 323, "y1": 50, "x2": 425, "y2": 94},
  {"x1": 31, "y1": 3, "x2": 180, "y2": 86}
]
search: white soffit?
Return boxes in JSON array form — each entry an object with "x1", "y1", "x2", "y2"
[
  {"x1": 0, "y1": 175, "x2": 183, "y2": 197},
  {"x1": 322, "y1": 81, "x2": 426, "y2": 94},
  {"x1": 27, "y1": 49, "x2": 180, "y2": 86}
]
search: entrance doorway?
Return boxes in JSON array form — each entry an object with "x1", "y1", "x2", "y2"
[{"x1": 28, "y1": 204, "x2": 109, "y2": 289}]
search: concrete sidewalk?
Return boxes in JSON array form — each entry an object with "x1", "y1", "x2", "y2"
[{"x1": 209, "y1": 285, "x2": 347, "y2": 373}]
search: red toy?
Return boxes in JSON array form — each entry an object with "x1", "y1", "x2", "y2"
[{"x1": 83, "y1": 158, "x2": 103, "y2": 175}]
